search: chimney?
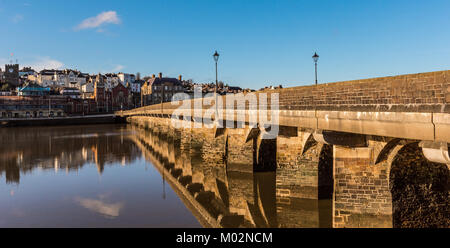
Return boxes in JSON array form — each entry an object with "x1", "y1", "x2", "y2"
[
  {"x1": 178, "y1": 75, "x2": 182, "y2": 81},
  {"x1": 152, "y1": 74, "x2": 155, "y2": 79},
  {"x1": 159, "y1": 72, "x2": 162, "y2": 79}
]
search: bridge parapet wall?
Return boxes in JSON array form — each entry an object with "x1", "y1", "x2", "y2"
[
  {"x1": 121, "y1": 70, "x2": 450, "y2": 143},
  {"x1": 124, "y1": 70, "x2": 449, "y2": 114},
  {"x1": 273, "y1": 70, "x2": 449, "y2": 112}
]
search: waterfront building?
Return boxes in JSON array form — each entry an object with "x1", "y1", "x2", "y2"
[
  {"x1": 0, "y1": 96, "x2": 65, "y2": 118},
  {"x1": 60, "y1": 87, "x2": 81, "y2": 99},
  {"x1": 0, "y1": 91, "x2": 12, "y2": 96},
  {"x1": 141, "y1": 73, "x2": 185, "y2": 106},
  {"x1": 17, "y1": 83, "x2": 50, "y2": 96},
  {"x1": 111, "y1": 82, "x2": 130, "y2": 110}
]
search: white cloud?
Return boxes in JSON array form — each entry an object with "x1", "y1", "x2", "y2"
[
  {"x1": 112, "y1": 65, "x2": 124, "y2": 72},
  {"x1": 100, "y1": 64, "x2": 125, "y2": 74},
  {"x1": 0, "y1": 57, "x2": 64, "y2": 71},
  {"x1": 12, "y1": 14, "x2": 23, "y2": 23},
  {"x1": 23, "y1": 57, "x2": 64, "y2": 71},
  {"x1": 75, "y1": 11, "x2": 121, "y2": 31}
]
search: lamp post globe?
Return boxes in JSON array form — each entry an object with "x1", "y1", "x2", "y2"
[
  {"x1": 213, "y1": 50, "x2": 220, "y2": 92},
  {"x1": 213, "y1": 51, "x2": 220, "y2": 62},
  {"x1": 312, "y1": 52, "x2": 319, "y2": 63}
]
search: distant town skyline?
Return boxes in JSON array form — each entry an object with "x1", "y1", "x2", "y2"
[{"x1": 1, "y1": 0, "x2": 450, "y2": 89}]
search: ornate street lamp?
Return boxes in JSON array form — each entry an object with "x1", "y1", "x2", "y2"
[{"x1": 312, "y1": 52, "x2": 319, "y2": 85}]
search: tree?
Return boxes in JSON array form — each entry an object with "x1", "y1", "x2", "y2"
[{"x1": 1, "y1": 83, "x2": 11, "y2": 91}]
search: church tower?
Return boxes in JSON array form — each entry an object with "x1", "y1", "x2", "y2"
[{"x1": 4, "y1": 64, "x2": 19, "y2": 86}]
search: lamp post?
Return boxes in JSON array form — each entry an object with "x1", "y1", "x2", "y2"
[
  {"x1": 213, "y1": 50, "x2": 220, "y2": 122},
  {"x1": 312, "y1": 52, "x2": 319, "y2": 85},
  {"x1": 213, "y1": 51, "x2": 220, "y2": 93}
]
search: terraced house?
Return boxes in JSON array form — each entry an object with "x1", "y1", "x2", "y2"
[{"x1": 141, "y1": 73, "x2": 185, "y2": 106}]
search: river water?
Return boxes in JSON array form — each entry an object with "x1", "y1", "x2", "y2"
[
  {"x1": 0, "y1": 124, "x2": 448, "y2": 228},
  {"x1": 0, "y1": 125, "x2": 200, "y2": 227}
]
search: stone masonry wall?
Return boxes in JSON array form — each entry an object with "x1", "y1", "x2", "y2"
[
  {"x1": 226, "y1": 128, "x2": 253, "y2": 172},
  {"x1": 333, "y1": 146, "x2": 392, "y2": 228},
  {"x1": 276, "y1": 131, "x2": 322, "y2": 200},
  {"x1": 265, "y1": 70, "x2": 450, "y2": 113}
]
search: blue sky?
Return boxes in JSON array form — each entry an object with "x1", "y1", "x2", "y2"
[{"x1": 1, "y1": 0, "x2": 449, "y2": 89}]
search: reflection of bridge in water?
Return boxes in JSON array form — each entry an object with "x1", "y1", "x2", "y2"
[{"x1": 131, "y1": 125, "x2": 334, "y2": 228}]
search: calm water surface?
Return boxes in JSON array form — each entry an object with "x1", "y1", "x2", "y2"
[
  {"x1": 1, "y1": 124, "x2": 448, "y2": 228},
  {"x1": 0, "y1": 125, "x2": 200, "y2": 227}
]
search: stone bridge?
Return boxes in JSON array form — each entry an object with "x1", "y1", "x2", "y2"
[{"x1": 119, "y1": 70, "x2": 450, "y2": 228}]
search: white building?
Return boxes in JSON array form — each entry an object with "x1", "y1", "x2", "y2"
[
  {"x1": 81, "y1": 82, "x2": 94, "y2": 99},
  {"x1": 19, "y1": 67, "x2": 36, "y2": 77},
  {"x1": 60, "y1": 87, "x2": 81, "y2": 99},
  {"x1": 37, "y1": 70, "x2": 59, "y2": 87},
  {"x1": 55, "y1": 70, "x2": 87, "y2": 89},
  {"x1": 36, "y1": 69, "x2": 87, "y2": 89},
  {"x1": 118, "y1": 73, "x2": 136, "y2": 86},
  {"x1": 105, "y1": 73, "x2": 120, "y2": 90}
]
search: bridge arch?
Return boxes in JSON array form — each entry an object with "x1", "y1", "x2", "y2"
[{"x1": 389, "y1": 142, "x2": 449, "y2": 228}]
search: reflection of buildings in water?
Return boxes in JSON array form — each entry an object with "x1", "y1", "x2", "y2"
[{"x1": 0, "y1": 125, "x2": 141, "y2": 184}]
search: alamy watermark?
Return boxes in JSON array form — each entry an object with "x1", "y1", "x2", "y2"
[{"x1": 170, "y1": 86, "x2": 279, "y2": 139}]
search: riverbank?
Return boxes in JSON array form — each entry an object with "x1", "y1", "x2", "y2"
[{"x1": 0, "y1": 114, "x2": 126, "y2": 127}]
